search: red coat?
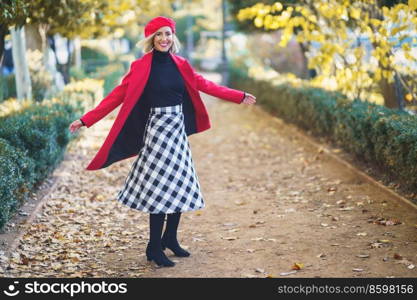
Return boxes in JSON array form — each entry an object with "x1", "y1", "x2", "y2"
[{"x1": 80, "y1": 50, "x2": 245, "y2": 171}]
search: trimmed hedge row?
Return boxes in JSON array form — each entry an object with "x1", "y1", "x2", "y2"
[
  {"x1": 229, "y1": 64, "x2": 417, "y2": 194},
  {"x1": 0, "y1": 98, "x2": 84, "y2": 230}
]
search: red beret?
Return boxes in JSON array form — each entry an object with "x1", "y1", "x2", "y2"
[{"x1": 144, "y1": 16, "x2": 176, "y2": 38}]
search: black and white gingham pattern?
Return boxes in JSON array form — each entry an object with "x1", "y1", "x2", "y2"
[{"x1": 116, "y1": 103, "x2": 205, "y2": 214}]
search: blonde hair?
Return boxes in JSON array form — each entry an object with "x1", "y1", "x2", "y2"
[{"x1": 136, "y1": 30, "x2": 182, "y2": 54}]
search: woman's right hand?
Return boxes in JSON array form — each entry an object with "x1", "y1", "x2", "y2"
[{"x1": 69, "y1": 119, "x2": 84, "y2": 134}]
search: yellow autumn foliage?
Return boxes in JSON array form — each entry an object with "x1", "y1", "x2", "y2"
[{"x1": 236, "y1": 0, "x2": 417, "y2": 105}]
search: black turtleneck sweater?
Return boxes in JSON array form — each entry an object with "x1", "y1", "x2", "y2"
[{"x1": 141, "y1": 49, "x2": 185, "y2": 108}]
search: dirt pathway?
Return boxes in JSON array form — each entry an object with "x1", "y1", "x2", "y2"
[{"x1": 1, "y1": 73, "x2": 417, "y2": 278}]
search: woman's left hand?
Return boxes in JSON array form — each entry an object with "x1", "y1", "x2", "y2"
[{"x1": 242, "y1": 92, "x2": 256, "y2": 105}]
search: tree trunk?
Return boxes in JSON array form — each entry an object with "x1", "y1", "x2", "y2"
[
  {"x1": 50, "y1": 35, "x2": 71, "y2": 84},
  {"x1": 0, "y1": 24, "x2": 8, "y2": 101},
  {"x1": 73, "y1": 37, "x2": 81, "y2": 69},
  {"x1": 221, "y1": 0, "x2": 228, "y2": 85},
  {"x1": 186, "y1": 14, "x2": 194, "y2": 64},
  {"x1": 58, "y1": 38, "x2": 71, "y2": 84},
  {"x1": 370, "y1": 4, "x2": 399, "y2": 109},
  {"x1": 0, "y1": 24, "x2": 8, "y2": 70},
  {"x1": 298, "y1": 42, "x2": 313, "y2": 79},
  {"x1": 45, "y1": 31, "x2": 65, "y2": 96},
  {"x1": 10, "y1": 25, "x2": 32, "y2": 101},
  {"x1": 25, "y1": 23, "x2": 43, "y2": 51},
  {"x1": 379, "y1": 77, "x2": 400, "y2": 109}
]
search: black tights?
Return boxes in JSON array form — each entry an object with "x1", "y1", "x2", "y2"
[
  {"x1": 148, "y1": 212, "x2": 189, "y2": 262},
  {"x1": 148, "y1": 213, "x2": 167, "y2": 250},
  {"x1": 162, "y1": 212, "x2": 182, "y2": 242},
  {"x1": 149, "y1": 212, "x2": 182, "y2": 242}
]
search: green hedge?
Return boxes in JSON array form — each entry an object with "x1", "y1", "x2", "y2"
[
  {"x1": 98, "y1": 63, "x2": 126, "y2": 96},
  {"x1": 229, "y1": 63, "x2": 417, "y2": 195},
  {"x1": 81, "y1": 46, "x2": 110, "y2": 74},
  {"x1": 0, "y1": 89, "x2": 93, "y2": 230},
  {"x1": 0, "y1": 74, "x2": 16, "y2": 103},
  {"x1": 86, "y1": 57, "x2": 130, "y2": 96},
  {"x1": 0, "y1": 70, "x2": 53, "y2": 103},
  {"x1": 0, "y1": 140, "x2": 36, "y2": 226}
]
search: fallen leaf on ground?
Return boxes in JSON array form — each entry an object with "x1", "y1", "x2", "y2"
[
  {"x1": 378, "y1": 239, "x2": 391, "y2": 243},
  {"x1": 280, "y1": 270, "x2": 297, "y2": 276},
  {"x1": 393, "y1": 253, "x2": 403, "y2": 260},
  {"x1": 368, "y1": 216, "x2": 402, "y2": 226},
  {"x1": 292, "y1": 262, "x2": 304, "y2": 270},
  {"x1": 370, "y1": 239, "x2": 392, "y2": 248},
  {"x1": 192, "y1": 237, "x2": 204, "y2": 242},
  {"x1": 222, "y1": 236, "x2": 237, "y2": 241},
  {"x1": 339, "y1": 207, "x2": 354, "y2": 211}
]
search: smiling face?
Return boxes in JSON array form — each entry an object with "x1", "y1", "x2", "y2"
[{"x1": 153, "y1": 26, "x2": 173, "y2": 52}]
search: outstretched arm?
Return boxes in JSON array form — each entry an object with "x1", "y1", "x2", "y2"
[
  {"x1": 186, "y1": 60, "x2": 246, "y2": 104},
  {"x1": 79, "y1": 60, "x2": 138, "y2": 128}
]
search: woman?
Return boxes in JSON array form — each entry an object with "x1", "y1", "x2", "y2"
[{"x1": 69, "y1": 16, "x2": 257, "y2": 267}]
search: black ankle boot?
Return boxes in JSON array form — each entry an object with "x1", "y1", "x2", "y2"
[
  {"x1": 161, "y1": 236, "x2": 190, "y2": 257},
  {"x1": 147, "y1": 213, "x2": 175, "y2": 267},
  {"x1": 146, "y1": 243, "x2": 175, "y2": 267}
]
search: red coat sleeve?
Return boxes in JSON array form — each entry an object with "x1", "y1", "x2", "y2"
[
  {"x1": 185, "y1": 60, "x2": 245, "y2": 104},
  {"x1": 80, "y1": 60, "x2": 138, "y2": 128}
]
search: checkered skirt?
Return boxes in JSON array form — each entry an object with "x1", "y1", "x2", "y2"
[{"x1": 116, "y1": 103, "x2": 205, "y2": 214}]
